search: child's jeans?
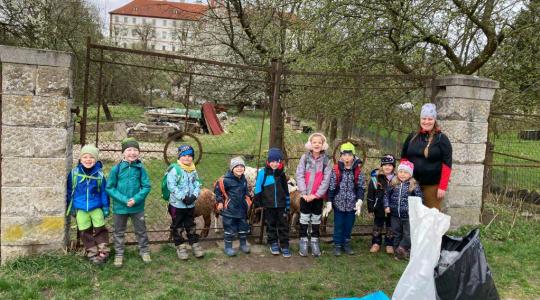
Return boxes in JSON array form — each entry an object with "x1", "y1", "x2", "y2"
[
  {"x1": 222, "y1": 216, "x2": 250, "y2": 243},
  {"x1": 299, "y1": 198, "x2": 323, "y2": 238},
  {"x1": 391, "y1": 216, "x2": 410, "y2": 250},
  {"x1": 264, "y1": 207, "x2": 289, "y2": 248},
  {"x1": 113, "y1": 211, "x2": 149, "y2": 256},
  {"x1": 169, "y1": 205, "x2": 199, "y2": 246},
  {"x1": 333, "y1": 209, "x2": 356, "y2": 246},
  {"x1": 372, "y1": 214, "x2": 393, "y2": 246},
  {"x1": 77, "y1": 208, "x2": 109, "y2": 257}
]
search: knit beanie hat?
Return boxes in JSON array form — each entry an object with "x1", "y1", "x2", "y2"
[
  {"x1": 178, "y1": 144, "x2": 195, "y2": 158},
  {"x1": 340, "y1": 142, "x2": 356, "y2": 155},
  {"x1": 380, "y1": 154, "x2": 396, "y2": 167},
  {"x1": 421, "y1": 103, "x2": 437, "y2": 119},
  {"x1": 397, "y1": 161, "x2": 414, "y2": 176},
  {"x1": 121, "y1": 137, "x2": 140, "y2": 152},
  {"x1": 230, "y1": 156, "x2": 245, "y2": 171},
  {"x1": 80, "y1": 144, "x2": 99, "y2": 160},
  {"x1": 267, "y1": 148, "x2": 283, "y2": 162}
]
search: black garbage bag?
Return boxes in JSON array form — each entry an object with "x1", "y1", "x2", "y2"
[{"x1": 434, "y1": 228, "x2": 500, "y2": 300}]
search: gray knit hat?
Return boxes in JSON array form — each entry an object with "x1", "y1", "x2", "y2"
[
  {"x1": 420, "y1": 103, "x2": 437, "y2": 119},
  {"x1": 80, "y1": 144, "x2": 99, "y2": 160},
  {"x1": 230, "y1": 156, "x2": 245, "y2": 171}
]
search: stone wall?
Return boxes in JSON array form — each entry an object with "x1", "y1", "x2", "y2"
[
  {"x1": 1, "y1": 45, "x2": 74, "y2": 264},
  {"x1": 433, "y1": 75, "x2": 499, "y2": 229}
]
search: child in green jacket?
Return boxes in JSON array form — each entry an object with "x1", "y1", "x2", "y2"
[{"x1": 106, "y1": 138, "x2": 151, "y2": 267}]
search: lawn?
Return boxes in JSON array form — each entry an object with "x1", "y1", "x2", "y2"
[{"x1": 1, "y1": 195, "x2": 539, "y2": 299}]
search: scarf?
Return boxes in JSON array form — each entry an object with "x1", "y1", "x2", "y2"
[{"x1": 179, "y1": 162, "x2": 196, "y2": 173}]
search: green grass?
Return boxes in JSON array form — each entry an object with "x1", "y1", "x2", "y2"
[{"x1": 2, "y1": 195, "x2": 539, "y2": 299}]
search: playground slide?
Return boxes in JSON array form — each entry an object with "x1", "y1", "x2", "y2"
[{"x1": 202, "y1": 102, "x2": 224, "y2": 135}]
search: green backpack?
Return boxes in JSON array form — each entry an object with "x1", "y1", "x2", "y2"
[{"x1": 161, "y1": 163, "x2": 183, "y2": 201}]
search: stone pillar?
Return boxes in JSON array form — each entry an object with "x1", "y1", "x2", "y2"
[
  {"x1": 1, "y1": 45, "x2": 74, "y2": 264},
  {"x1": 433, "y1": 75, "x2": 499, "y2": 229}
]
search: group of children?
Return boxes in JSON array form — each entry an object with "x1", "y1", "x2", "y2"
[{"x1": 67, "y1": 132, "x2": 423, "y2": 265}]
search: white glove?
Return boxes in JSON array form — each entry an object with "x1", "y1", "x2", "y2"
[
  {"x1": 354, "y1": 199, "x2": 363, "y2": 216},
  {"x1": 322, "y1": 202, "x2": 332, "y2": 218}
]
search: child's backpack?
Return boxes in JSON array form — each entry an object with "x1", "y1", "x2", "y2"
[{"x1": 161, "y1": 163, "x2": 183, "y2": 201}]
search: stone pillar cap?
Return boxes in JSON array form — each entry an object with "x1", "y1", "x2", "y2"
[
  {"x1": 434, "y1": 74, "x2": 499, "y2": 89},
  {"x1": 0, "y1": 45, "x2": 74, "y2": 67}
]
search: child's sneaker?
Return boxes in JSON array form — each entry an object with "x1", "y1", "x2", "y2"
[
  {"x1": 281, "y1": 247, "x2": 292, "y2": 258},
  {"x1": 343, "y1": 240, "x2": 355, "y2": 255},
  {"x1": 370, "y1": 244, "x2": 380, "y2": 253},
  {"x1": 192, "y1": 243, "x2": 205, "y2": 258},
  {"x1": 385, "y1": 246, "x2": 394, "y2": 254},
  {"x1": 394, "y1": 246, "x2": 407, "y2": 261},
  {"x1": 334, "y1": 245, "x2": 342, "y2": 256},
  {"x1": 141, "y1": 253, "x2": 152, "y2": 263},
  {"x1": 89, "y1": 255, "x2": 105, "y2": 265},
  {"x1": 269, "y1": 243, "x2": 280, "y2": 255},
  {"x1": 177, "y1": 244, "x2": 189, "y2": 260},
  {"x1": 239, "y1": 239, "x2": 250, "y2": 254},
  {"x1": 113, "y1": 255, "x2": 123, "y2": 267}
]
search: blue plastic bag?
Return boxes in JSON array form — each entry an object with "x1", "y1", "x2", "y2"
[{"x1": 333, "y1": 291, "x2": 390, "y2": 300}]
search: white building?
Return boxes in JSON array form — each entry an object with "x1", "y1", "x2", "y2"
[{"x1": 109, "y1": 0, "x2": 215, "y2": 52}]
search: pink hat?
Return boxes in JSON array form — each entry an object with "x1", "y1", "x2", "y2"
[{"x1": 398, "y1": 161, "x2": 414, "y2": 175}]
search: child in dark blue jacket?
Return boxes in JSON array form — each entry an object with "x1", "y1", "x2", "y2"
[
  {"x1": 215, "y1": 157, "x2": 252, "y2": 256},
  {"x1": 253, "y1": 148, "x2": 291, "y2": 257},
  {"x1": 384, "y1": 161, "x2": 423, "y2": 260},
  {"x1": 67, "y1": 144, "x2": 110, "y2": 264}
]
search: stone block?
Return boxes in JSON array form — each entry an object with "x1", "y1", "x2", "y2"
[
  {"x1": 435, "y1": 97, "x2": 491, "y2": 122},
  {"x1": 1, "y1": 158, "x2": 67, "y2": 187},
  {"x1": 2, "y1": 95, "x2": 69, "y2": 127},
  {"x1": 1, "y1": 63, "x2": 36, "y2": 95},
  {"x1": 1, "y1": 216, "x2": 65, "y2": 246},
  {"x1": 0, "y1": 45, "x2": 74, "y2": 68},
  {"x1": 439, "y1": 86, "x2": 496, "y2": 101},
  {"x1": 450, "y1": 163, "x2": 484, "y2": 187},
  {"x1": 1, "y1": 127, "x2": 68, "y2": 158},
  {"x1": 452, "y1": 143, "x2": 486, "y2": 164},
  {"x1": 1, "y1": 243, "x2": 65, "y2": 265},
  {"x1": 433, "y1": 75, "x2": 499, "y2": 89},
  {"x1": 1, "y1": 187, "x2": 66, "y2": 216},
  {"x1": 446, "y1": 207, "x2": 481, "y2": 230},
  {"x1": 438, "y1": 120, "x2": 488, "y2": 144},
  {"x1": 36, "y1": 66, "x2": 71, "y2": 97},
  {"x1": 445, "y1": 185, "x2": 483, "y2": 208}
]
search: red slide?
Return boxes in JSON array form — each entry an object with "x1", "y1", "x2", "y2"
[{"x1": 202, "y1": 102, "x2": 224, "y2": 135}]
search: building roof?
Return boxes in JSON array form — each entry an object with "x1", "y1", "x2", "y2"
[{"x1": 109, "y1": 0, "x2": 209, "y2": 21}]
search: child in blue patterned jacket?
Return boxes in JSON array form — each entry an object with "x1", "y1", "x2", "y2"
[
  {"x1": 384, "y1": 160, "x2": 423, "y2": 260},
  {"x1": 166, "y1": 144, "x2": 204, "y2": 260}
]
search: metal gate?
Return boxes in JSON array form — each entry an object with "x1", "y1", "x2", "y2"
[{"x1": 72, "y1": 38, "x2": 436, "y2": 247}]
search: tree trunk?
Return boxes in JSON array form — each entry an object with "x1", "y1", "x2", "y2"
[
  {"x1": 329, "y1": 118, "x2": 338, "y2": 146},
  {"x1": 316, "y1": 114, "x2": 324, "y2": 131},
  {"x1": 103, "y1": 77, "x2": 113, "y2": 121}
]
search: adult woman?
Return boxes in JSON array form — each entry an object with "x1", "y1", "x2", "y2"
[{"x1": 400, "y1": 103, "x2": 452, "y2": 210}]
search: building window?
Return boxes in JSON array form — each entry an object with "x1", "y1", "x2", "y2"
[
  {"x1": 162, "y1": 45, "x2": 166, "y2": 51},
  {"x1": 172, "y1": 46, "x2": 175, "y2": 51},
  {"x1": 173, "y1": 20, "x2": 177, "y2": 27},
  {"x1": 143, "y1": 18, "x2": 147, "y2": 24},
  {"x1": 114, "y1": 15, "x2": 119, "y2": 22},
  {"x1": 152, "y1": 19, "x2": 156, "y2": 25},
  {"x1": 124, "y1": 17, "x2": 128, "y2": 23},
  {"x1": 132, "y1": 17, "x2": 136, "y2": 24},
  {"x1": 115, "y1": 41, "x2": 118, "y2": 46},
  {"x1": 163, "y1": 20, "x2": 167, "y2": 26},
  {"x1": 151, "y1": 44, "x2": 155, "y2": 50},
  {"x1": 162, "y1": 31, "x2": 167, "y2": 39},
  {"x1": 132, "y1": 29, "x2": 137, "y2": 36},
  {"x1": 123, "y1": 43, "x2": 127, "y2": 48},
  {"x1": 123, "y1": 30, "x2": 128, "y2": 37}
]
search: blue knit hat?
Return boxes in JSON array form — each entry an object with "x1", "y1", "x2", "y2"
[
  {"x1": 267, "y1": 148, "x2": 283, "y2": 162},
  {"x1": 178, "y1": 144, "x2": 195, "y2": 158}
]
